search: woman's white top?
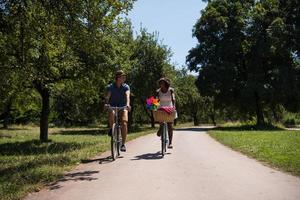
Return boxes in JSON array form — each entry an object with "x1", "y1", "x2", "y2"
[{"x1": 158, "y1": 88, "x2": 175, "y2": 107}]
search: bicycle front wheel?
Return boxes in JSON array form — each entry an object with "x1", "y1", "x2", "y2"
[
  {"x1": 111, "y1": 123, "x2": 118, "y2": 160},
  {"x1": 161, "y1": 123, "x2": 167, "y2": 157},
  {"x1": 116, "y1": 125, "x2": 122, "y2": 156}
]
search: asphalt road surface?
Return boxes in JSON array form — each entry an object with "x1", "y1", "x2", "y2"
[{"x1": 25, "y1": 127, "x2": 300, "y2": 200}]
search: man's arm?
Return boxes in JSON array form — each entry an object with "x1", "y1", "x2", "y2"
[
  {"x1": 125, "y1": 90, "x2": 131, "y2": 111},
  {"x1": 105, "y1": 91, "x2": 111, "y2": 106}
]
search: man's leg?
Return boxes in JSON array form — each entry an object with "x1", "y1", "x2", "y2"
[
  {"x1": 120, "y1": 110, "x2": 128, "y2": 151},
  {"x1": 121, "y1": 121, "x2": 128, "y2": 145},
  {"x1": 108, "y1": 110, "x2": 115, "y2": 135}
]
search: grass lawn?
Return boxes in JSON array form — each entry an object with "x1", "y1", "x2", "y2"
[
  {"x1": 0, "y1": 125, "x2": 156, "y2": 200},
  {"x1": 209, "y1": 127, "x2": 300, "y2": 177}
]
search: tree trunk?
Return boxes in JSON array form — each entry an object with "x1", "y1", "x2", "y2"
[
  {"x1": 3, "y1": 100, "x2": 12, "y2": 129},
  {"x1": 209, "y1": 114, "x2": 216, "y2": 126},
  {"x1": 0, "y1": 98, "x2": 12, "y2": 129},
  {"x1": 254, "y1": 91, "x2": 265, "y2": 126},
  {"x1": 140, "y1": 98, "x2": 154, "y2": 128},
  {"x1": 40, "y1": 88, "x2": 50, "y2": 142},
  {"x1": 193, "y1": 114, "x2": 200, "y2": 126},
  {"x1": 3, "y1": 118, "x2": 8, "y2": 129},
  {"x1": 34, "y1": 81, "x2": 50, "y2": 142},
  {"x1": 208, "y1": 102, "x2": 216, "y2": 126},
  {"x1": 193, "y1": 116, "x2": 199, "y2": 126},
  {"x1": 271, "y1": 103, "x2": 280, "y2": 123}
]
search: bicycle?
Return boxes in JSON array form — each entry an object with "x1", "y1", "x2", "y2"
[
  {"x1": 106, "y1": 106, "x2": 127, "y2": 161},
  {"x1": 160, "y1": 121, "x2": 168, "y2": 157},
  {"x1": 153, "y1": 110, "x2": 175, "y2": 157}
]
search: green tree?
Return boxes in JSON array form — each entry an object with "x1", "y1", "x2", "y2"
[
  {"x1": 130, "y1": 29, "x2": 173, "y2": 127},
  {"x1": 0, "y1": 16, "x2": 23, "y2": 128},
  {"x1": 52, "y1": 18, "x2": 136, "y2": 126},
  {"x1": 187, "y1": 0, "x2": 300, "y2": 126},
  {"x1": 174, "y1": 70, "x2": 200, "y2": 125},
  {"x1": 187, "y1": 0, "x2": 254, "y2": 123},
  {"x1": 0, "y1": 0, "x2": 135, "y2": 141},
  {"x1": 246, "y1": 0, "x2": 300, "y2": 124}
]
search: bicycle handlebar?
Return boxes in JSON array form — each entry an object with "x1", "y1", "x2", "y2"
[{"x1": 105, "y1": 105, "x2": 128, "y2": 111}]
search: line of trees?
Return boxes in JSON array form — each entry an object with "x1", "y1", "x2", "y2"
[
  {"x1": 2, "y1": 0, "x2": 298, "y2": 142},
  {"x1": 0, "y1": 0, "x2": 210, "y2": 142},
  {"x1": 187, "y1": 0, "x2": 300, "y2": 126}
]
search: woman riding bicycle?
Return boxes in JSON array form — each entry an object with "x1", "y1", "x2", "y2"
[{"x1": 156, "y1": 77, "x2": 176, "y2": 149}]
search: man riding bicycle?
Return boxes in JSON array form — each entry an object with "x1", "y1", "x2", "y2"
[{"x1": 105, "y1": 70, "x2": 131, "y2": 152}]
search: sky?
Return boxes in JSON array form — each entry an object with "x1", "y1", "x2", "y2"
[{"x1": 128, "y1": 0, "x2": 207, "y2": 68}]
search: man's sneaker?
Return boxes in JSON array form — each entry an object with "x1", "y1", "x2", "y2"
[
  {"x1": 120, "y1": 144, "x2": 126, "y2": 152},
  {"x1": 108, "y1": 128, "x2": 112, "y2": 136},
  {"x1": 168, "y1": 144, "x2": 173, "y2": 149}
]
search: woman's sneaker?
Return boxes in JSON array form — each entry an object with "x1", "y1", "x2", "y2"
[{"x1": 120, "y1": 144, "x2": 126, "y2": 152}]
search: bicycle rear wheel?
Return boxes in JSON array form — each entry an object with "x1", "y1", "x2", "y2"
[{"x1": 111, "y1": 123, "x2": 118, "y2": 160}]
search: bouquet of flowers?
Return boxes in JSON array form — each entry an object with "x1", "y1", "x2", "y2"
[{"x1": 146, "y1": 96, "x2": 160, "y2": 110}]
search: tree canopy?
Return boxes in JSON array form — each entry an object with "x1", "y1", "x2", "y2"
[{"x1": 187, "y1": 0, "x2": 300, "y2": 125}]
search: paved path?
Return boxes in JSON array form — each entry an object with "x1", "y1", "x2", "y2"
[{"x1": 25, "y1": 127, "x2": 300, "y2": 200}]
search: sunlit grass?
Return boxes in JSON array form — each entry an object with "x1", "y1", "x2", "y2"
[
  {"x1": 209, "y1": 128, "x2": 300, "y2": 177},
  {"x1": 0, "y1": 125, "x2": 155, "y2": 200}
]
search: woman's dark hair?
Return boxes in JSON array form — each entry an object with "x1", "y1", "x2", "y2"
[{"x1": 158, "y1": 77, "x2": 170, "y2": 88}]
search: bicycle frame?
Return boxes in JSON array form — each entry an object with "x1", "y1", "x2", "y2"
[{"x1": 107, "y1": 106, "x2": 127, "y2": 160}]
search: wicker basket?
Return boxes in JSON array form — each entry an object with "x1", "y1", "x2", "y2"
[{"x1": 153, "y1": 110, "x2": 175, "y2": 123}]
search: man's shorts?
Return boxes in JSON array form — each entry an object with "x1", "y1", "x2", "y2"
[{"x1": 109, "y1": 110, "x2": 128, "y2": 122}]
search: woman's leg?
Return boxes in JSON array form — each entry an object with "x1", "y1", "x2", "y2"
[
  {"x1": 167, "y1": 122, "x2": 173, "y2": 146},
  {"x1": 157, "y1": 123, "x2": 163, "y2": 136}
]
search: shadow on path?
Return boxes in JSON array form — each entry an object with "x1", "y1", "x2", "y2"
[
  {"x1": 213, "y1": 125, "x2": 284, "y2": 131},
  {"x1": 175, "y1": 127, "x2": 216, "y2": 132},
  {"x1": 175, "y1": 125, "x2": 287, "y2": 132},
  {"x1": 131, "y1": 152, "x2": 171, "y2": 160},
  {"x1": 48, "y1": 170, "x2": 99, "y2": 190},
  {"x1": 56, "y1": 129, "x2": 107, "y2": 136},
  {"x1": 0, "y1": 140, "x2": 85, "y2": 156},
  {"x1": 81, "y1": 155, "x2": 117, "y2": 165},
  {"x1": 0, "y1": 127, "x2": 31, "y2": 131}
]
